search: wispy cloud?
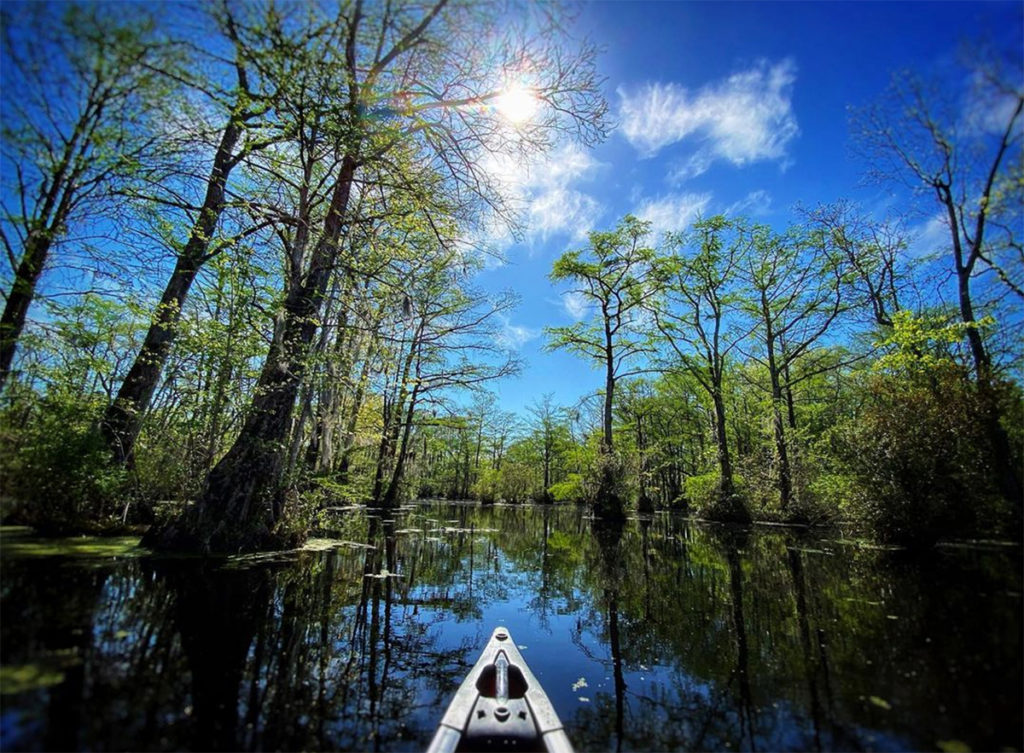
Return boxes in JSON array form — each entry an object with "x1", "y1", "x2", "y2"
[
  {"x1": 479, "y1": 143, "x2": 605, "y2": 250},
  {"x1": 634, "y1": 192, "x2": 712, "y2": 237},
  {"x1": 618, "y1": 59, "x2": 800, "y2": 170},
  {"x1": 561, "y1": 291, "x2": 591, "y2": 321},
  {"x1": 725, "y1": 189, "x2": 773, "y2": 217},
  {"x1": 667, "y1": 150, "x2": 715, "y2": 183},
  {"x1": 962, "y1": 72, "x2": 1022, "y2": 136},
  {"x1": 528, "y1": 188, "x2": 603, "y2": 242},
  {"x1": 495, "y1": 315, "x2": 541, "y2": 350},
  {"x1": 909, "y1": 212, "x2": 951, "y2": 259}
]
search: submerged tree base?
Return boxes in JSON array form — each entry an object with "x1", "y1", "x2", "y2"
[
  {"x1": 142, "y1": 495, "x2": 308, "y2": 555},
  {"x1": 702, "y1": 492, "x2": 752, "y2": 524}
]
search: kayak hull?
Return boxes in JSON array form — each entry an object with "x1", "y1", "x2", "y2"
[{"x1": 427, "y1": 627, "x2": 573, "y2": 753}]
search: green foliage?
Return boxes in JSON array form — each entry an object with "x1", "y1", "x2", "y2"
[
  {"x1": 472, "y1": 467, "x2": 501, "y2": 504},
  {"x1": 873, "y1": 310, "x2": 992, "y2": 377},
  {"x1": 0, "y1": 392, "x2": 126, "y2": 532},
  {"x1": 805, "y1": 471, "x2": 861, "y2": 516},
  {"x1": 831, "y1": 366, "x2": 1003, "y2": 546},
  {"x1": 684, "y1": 471, "x2": 722, "y2": 513},
  {"x1": 548, "y1": 473, "x2": 585, "y2": 503},
  {"x1": 578, "y1": 447, "x2": 630, "y2": 514}
]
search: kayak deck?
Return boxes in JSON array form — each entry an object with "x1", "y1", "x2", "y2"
[{"x1": 427, "y1": 627, "x2": 573, "y2": 753}]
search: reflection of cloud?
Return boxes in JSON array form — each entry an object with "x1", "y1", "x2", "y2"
[
  {"x1": 495, "y1": 315, "x2": 540, "y2": 350},
  {"x1": 634, "y1": 192, "x2": 712, "y2": 237},
  {"x1": 618, "y1": 59, "x2": 799, "y2": 169},
  {"x1": 562, "y1": 291, "x2": 591, "y2": 321},
  {"x1": 479, "y1": 144, "x2": 605, "y2": 249}
]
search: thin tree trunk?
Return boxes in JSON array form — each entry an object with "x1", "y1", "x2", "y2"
[
  {"x1": 712, "y1": 390, "x2": 734, "y2": 495},
  {"x1": 945, "y1": 193, "x2": 1022, "y2": 510},
  {"x1": 372, "y1": 322, "x2": 419, "y2": 504},
  {"x1": 0, "y1": 233, "x2": 53, "y2": 388},
  {"x1": 0, "y1": 104, "x2": 90, "y2": 390},
  {"x1": 102, "y1": 117, "x2": 243, "y2": 464},
  {"x1": 336, "y1": 348, "x2": 372, "y2": 479},
  {"x1": 381, "y1": 382, "x2": 420, "y2": 509},
  {"x1": 765, "y1": 338, "x2": 792, "y2": 511}
]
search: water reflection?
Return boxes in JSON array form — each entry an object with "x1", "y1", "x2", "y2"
[{"x1": 1, "y1": 504, "x2": 1020, "y2": 752}]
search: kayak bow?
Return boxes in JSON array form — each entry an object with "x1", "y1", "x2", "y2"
[{"x1": 427, "y1": 627, "x2": 573, "y2": 753}]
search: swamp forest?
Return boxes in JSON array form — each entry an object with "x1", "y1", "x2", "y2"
[{"x1": 0, "y1": 1, "x2": 1021, "y2": 751}]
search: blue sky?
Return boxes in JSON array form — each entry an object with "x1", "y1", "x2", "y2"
[{"x1": 474, "y1": 0, "x2": 1024, "y2": 415}]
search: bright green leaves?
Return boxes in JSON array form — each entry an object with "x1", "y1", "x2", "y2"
[{"x1": 872, "y1": 310, "x2": 996, "y2": 378}]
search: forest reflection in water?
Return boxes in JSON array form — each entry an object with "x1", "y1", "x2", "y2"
[{"x1": 1, "y1": 502, "x2": 1020, "y2": 752}]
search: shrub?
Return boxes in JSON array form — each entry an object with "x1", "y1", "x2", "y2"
[
  {"x1": 684, "y1": 471, "x2": 721, "y2": 512},
  {"x1": 833, "y1": 367, "x2": 1001, "y2": 547},
  {"x1": 581, "y1": 449, "x2": 630, "y2": 516},
  {"x1": 684, "y1": 470, "x2": 751, "y2": 522},
  {"x1": 471, "y1": 468, "x2": 500, "y2": 503},
  {"x1": 1, "y1": 393, "x2": 127, "y2": 532},
  {"x1": 548, "y1": 473, "x2": 585, "y2": 503}
]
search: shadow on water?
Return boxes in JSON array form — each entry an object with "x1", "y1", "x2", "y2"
[{"x1": 1, "y1": 504, "x2": 1021, "y2": 752}]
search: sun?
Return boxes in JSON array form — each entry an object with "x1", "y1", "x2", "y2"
[{"x1": 495, "y1": 84, "x2": 538, "y2": 124}]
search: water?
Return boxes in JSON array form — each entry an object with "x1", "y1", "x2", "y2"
[{"x1": 1, "y1": 502, "x2": 1021, "y2": 751}]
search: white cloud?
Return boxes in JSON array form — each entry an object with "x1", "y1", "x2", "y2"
[
  {"x1": 618, "y1": 59, "x2": 800, "y2": 169},
  {"x1": 634, "y1": 192, "x2": 712, "y2": 237},
  {"x1": 495, "y1": 315, "x2": 540, "y2": 350},
  {"x1": 528, "y1": 187, "x2": 603, "y2": 242},
  {"x1": 962, "y1": 70, "x2": 1024, "y2": 137},
  {"x1": 725, "y1": 189, "x2": 773, "y2": 217},
  {"x1": 479, "y1": 144, "x2": 605, "y2": 249},
  {"x1": 561, "y1": 291, "x2": 591, "y2": 321},
  {"x1": 909, "y1": 212, "x2": 951, "y2": 259},
  {"x1": 667, "y1": 150, "x2": 715, "y2": 183}
]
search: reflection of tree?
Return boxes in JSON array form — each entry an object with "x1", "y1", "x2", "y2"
[
  {"x1": 0, "y1": 560, "x2": 110, "y2": 750},
  {"x1": 788, "y1": 545, "x2": 825, "y2": 750},
  {"x1": 725, "y1": 534, "x2": 756, "y2": 751},
  {"x1": 3, "y1": 503, "x2": 1021, "y2": 751},
  {"x1": 165, "y1": 562, "x2": 271, "y2": 751}
]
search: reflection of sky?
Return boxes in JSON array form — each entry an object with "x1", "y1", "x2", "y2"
[{"x1": 2, "y1": 503, "x2": 1021, "y2": 751}]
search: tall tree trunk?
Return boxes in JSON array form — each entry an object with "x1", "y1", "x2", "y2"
[
  {"x1": 596, "y1": 325, "x2": 623, "y2": 519},
  {"x1": 0, "y1": 232, "x2": 52, "y2": 388},
  {"x1": 336, "y1": 348, "x2": 372, "y2": 480},
  {"x1": 603, "y1": 333, "x2": 615, "y2": 450},
  {"x1": 102, "y1": 117, "x2": 243, "y2": 464},
  {"x1": 710, "y1": 386, "x2": 750, "y2": 522},
  {"x1": 712, "y1": 390, "x2": 734, "y2": 495},
  {"x1": 636, "y1": 413, "x2": 653, "y2": 513},
  {"x1": 765, "y1": 344, "x2": 793, "y2": 512},
  {"x1": 150, "y1": 155, "x2": 358, "y2": 552},
  {"x1": 306, "y1": 301, "x2": 355, "y2": 472},
  {"x1": 0, "y1": 105, "x2": 88, "y2": 391},
  {"x1": 945, "y1": 193, "x2": 1023, "y2": 511},
  {"x1": 381, "y1": 382, "x2": 421, "y2": 509},
  {"x1": 372, "y1": 328, "x2": 418, "y2": 504}
]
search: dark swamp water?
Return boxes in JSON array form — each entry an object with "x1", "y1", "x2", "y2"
[{"x1": 1, "y1": 502, "x2": 1020, "y2": 752}]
